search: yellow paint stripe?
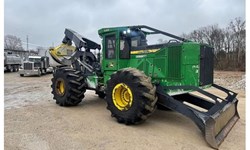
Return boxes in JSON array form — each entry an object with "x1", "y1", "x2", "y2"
[{"x1": 130, "y1": 49, "x2": 160, "y2": 54}]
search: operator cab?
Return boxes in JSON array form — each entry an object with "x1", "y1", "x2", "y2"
[
  {"x1": 103, "y1": 28, "x2": 147, "y2": 60},
  {"x1": 98, "y1": 25, "x2": 188, "y2": 72},
  {"x1": 121, "y1": 28, "x2": 148, "y2": 48},
  {"x1": 119, "y1": 28, "x2": 148, "y2": 59}
]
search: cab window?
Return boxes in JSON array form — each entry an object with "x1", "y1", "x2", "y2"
[
  {"x1": 120, "y1": 38, "x2": 130, "y2": 59},
  {"x1": 105, "y1": 35, "x2": 116, "y2": 59}
]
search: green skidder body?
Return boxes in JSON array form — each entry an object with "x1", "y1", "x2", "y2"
[{"x1": 98, "y1": 26, "x2": 213, "y2": 95}]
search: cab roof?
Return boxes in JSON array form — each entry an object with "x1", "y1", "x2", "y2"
[{"x1": 98, "y1": 26, "x2": 131, "y2": 36}]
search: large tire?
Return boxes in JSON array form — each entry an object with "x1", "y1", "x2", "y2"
[
  {"x1": 51, "y1": 67, "x2": 86, "y2": 106},
  {"x1": 106, "y1": 68, "x2": 157, "y2": 125}
]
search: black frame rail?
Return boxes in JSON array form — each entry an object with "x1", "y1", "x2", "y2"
[{"x1": 156, "y1": 84, "x2": 239, "y2": 149}]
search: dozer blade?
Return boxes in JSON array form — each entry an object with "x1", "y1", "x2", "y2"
[
  {"x1": 156, "y1": 84, "x2": 239, "y2": 149},
  {"x1": 204, "y1": 100, "x2": 239, "y2": 148}
]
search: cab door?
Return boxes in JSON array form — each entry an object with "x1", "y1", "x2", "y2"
[{"x1": 102, "y1": 33, "x2": 118, "y2": 71}]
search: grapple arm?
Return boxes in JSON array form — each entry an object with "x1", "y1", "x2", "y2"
[
  {"x1": 49, "y1": 29, "x2": 101, "y2": 69},
  {"x1": 63, "y1": 28, "x2": 101, "y2": 50}
]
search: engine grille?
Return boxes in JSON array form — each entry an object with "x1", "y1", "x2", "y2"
[
  {"x1": 24, "y1": 62, "x2": 33, "y2": 70},
  {"x1": 168, "y1": 46, "x2": 181, "y2": 79}
]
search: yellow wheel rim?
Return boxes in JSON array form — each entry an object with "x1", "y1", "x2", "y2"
[
  {"x1": 56, "y1": 79, "x2": 65, "y2": 96},
  {"x1": 112, "y1": 83, "x2": 133, "y2": 111}
]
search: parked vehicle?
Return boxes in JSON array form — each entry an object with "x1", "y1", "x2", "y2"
[
  {"x1": 19, "y1": 55, "x2": 52, "y2": 77},
  {"x1": 4, "y1": 52, "x2": 22, "y2": 72}
]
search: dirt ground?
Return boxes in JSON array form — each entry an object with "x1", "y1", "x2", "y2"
[{"x1": 4, "y1": 71, "x2": 245, "y2": 150}]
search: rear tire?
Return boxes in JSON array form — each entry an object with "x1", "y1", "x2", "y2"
[
  {"x1": 51, "y1": 67, "x2": 86, "y2": 106},
  {"x1": 106, "y1": 68, "x2": 157, "y2": 125}
]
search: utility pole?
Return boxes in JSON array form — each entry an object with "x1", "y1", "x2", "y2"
[{"x1": 26, "y1": 35, "x2": 29, "y2": 56}]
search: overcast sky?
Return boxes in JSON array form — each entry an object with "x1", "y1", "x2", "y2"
[{"x1": 4, "y1": 0, "x2": 245, "y2": 50}]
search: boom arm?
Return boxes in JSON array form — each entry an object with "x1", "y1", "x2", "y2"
[{"x1": 63, "y1": 28, "x2": 101, "y2": 50}]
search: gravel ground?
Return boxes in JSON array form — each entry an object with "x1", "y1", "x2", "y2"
[
  {"x1": 4, "y1": 71, "x2": 245, "y2": 150},
  {"x1": 214, "y1": 71, "x2": 245, "y2": 90}
]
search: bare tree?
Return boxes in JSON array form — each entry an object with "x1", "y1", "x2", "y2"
[
  {"x1": 181, "y1": 29, "x2": 205, "y2": 43},
  {"x1": 180, "y1": 17, "x2": 245, "y2": 71},
  {"x1": 4, "y1": 35, "x2": 24, "y2": 50},
  {"x1": 228, "y1": 17, "x2": 245, "y2": 70}
]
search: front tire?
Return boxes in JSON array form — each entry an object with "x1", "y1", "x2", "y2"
[
  {"x1": 51, "y1": 67, "x2": 86, "y2": 106},
  {"x1": 106, "y1": 68, "x2": 157, "y2": 125}
]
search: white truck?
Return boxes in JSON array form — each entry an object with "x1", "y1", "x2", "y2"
[
  {"x1": 19, "y1": 56, "x2": 53, "y2": 77},
  {"x1": 4, "y1": 52, "x2": 22, "y2": 72}
]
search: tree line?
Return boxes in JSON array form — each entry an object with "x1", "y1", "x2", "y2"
[{"x1": 182, "y1": 17, "x2": 245, "y2": 71}]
